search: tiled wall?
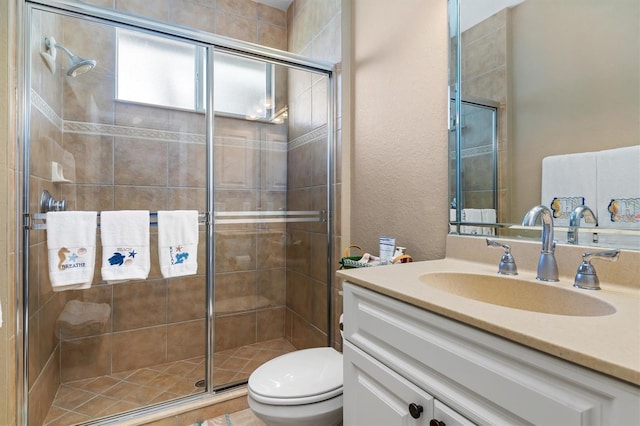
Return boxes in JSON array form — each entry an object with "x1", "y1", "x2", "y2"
[
  {"x1": 459, "y1": 8, "x2": 509, "y2": 222},
  {"x1": 25, "y1": 2, "x2": 292, "y2": 425},
  {"x1": 286, "y1": 0, "x2": 342, "y2": 350},
  {"x1": 27, "y1": 10, "x2": 66, "y2": 425},
  {"x1": 24, "y1": 1, "x2": 341, "y2": 424}
]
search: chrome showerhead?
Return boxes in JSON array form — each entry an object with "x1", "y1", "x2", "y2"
[{"x1": 43, "y1": 36, "x2": 97, "y2": 77}]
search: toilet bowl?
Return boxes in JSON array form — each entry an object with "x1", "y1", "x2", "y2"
[{"x1": 247, "y1": 347, "x2": 343, "y2": 426}]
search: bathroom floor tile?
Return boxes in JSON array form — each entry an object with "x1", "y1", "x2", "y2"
[{"x1": 44, "y1": 338, "x2": 296, "y2": 425}]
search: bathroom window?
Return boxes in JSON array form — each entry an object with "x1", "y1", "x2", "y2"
[{"x1": 116, "y1": 29, "x2": 273, "y2": 119}]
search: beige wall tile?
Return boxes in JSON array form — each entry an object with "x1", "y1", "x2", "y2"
[
  {"x1": 169, "y1": 0, "x2": 216, "y2": 33},
  {"x1": 257, "y1": 268, "x2": 285, "y2": 308},
  {"x1": 217, "y1": 0, "x2": 257, "y2": 19},
  {"x1": 215, "y1": 231, "x2": 256, "y2": 273},
  {"x1": 28, "y1": 348, "x2": 61, "y2": 426},
  {"x1": 258, "y1": 22, "x2": 287, "y2": 50},
  {"x1": 63, "y1": 73, "x2": 115, "y2": 124},
  {"x1": 114, "y1": 102, "x2": 171, "y2": 130},
  {"x1": 113, "y1": 280, "x2": 167, "y2": 331},
  {"x1": 257, "y1": 307, "x2": 285, "y2": 341},
  {"x1": 256, "y1": 231, "x2": 285, "y2": 269},
  {"x1": 114, "y1": 186, "x2": 168, "y2": 211},
  {"x1": 168, "y1": 276, "x2": 206, "y2": 322},
  {"x1": 61, "y1": 15, "x2": 116, "y2": 77},
  {"x1": 115, "y1": 0, "x2": 169, "y2": 21},
  {"x1": 310, "y1": 279, "x2": 327, "y2": 332},
  {"x1": 61, "y1": 335, "x2": 111, "y2": 382},
  {"x1": 38, "y1": 296, "x2": 63, "y2": 372},
  {"x1": 114, "y1": 138, "x2": 168, "y2": 186},
  {"x1": 289, "y1": 310, "x2": 325, "y2": 349},
  {"x1": 63, "y1": 134, "x2": 114, "y2": 185},
  {"x1": 215, "y1": 271, "x2": 257, "y2": 314},
  {"x1": 112, "y1": 326, "x2": 167, "y2": 372},
  {"x1": 215, "y1": 312, "x2": 256, "y2": 351},
  {"x1": 168, "y1": 142, "x2": 206, "y2": 188},
  {"x1": 285, "y1": 271, "x2": 311, "y2": 321},
  {"x1": 167, "y1": 320, "x2": 206, "y2": 362},
  {"x1": 72, "y1": 187, "x2": 114, "y2": 215},
  {"x1": 215, "y1": 12, "x2": 257, "y2": 43},
  {"x1": 258, "y1": 3, "x2": 286, "y2": 27}
]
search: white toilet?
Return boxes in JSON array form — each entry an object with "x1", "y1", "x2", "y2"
[{"x1": 247, "y1": 346, "x2": 343, "y2": 426}]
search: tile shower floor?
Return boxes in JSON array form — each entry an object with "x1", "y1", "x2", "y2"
[{"x1": 43, "y1": 338, "x2": 296, "y2": 425}]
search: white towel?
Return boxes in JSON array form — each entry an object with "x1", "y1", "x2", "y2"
[
  {"x1": 481, "y1": 209, "x2": 497, "y2": 235},
  {"x1": 461, "y1": 208, "x2": 482, "y2": 235},
  {"x1": 100, "y1": 210, "x2": 150, "y2": 282},
  {"x1": 46, "y1": 211, "x2": 97, "y2": 291},
  {"x1": 157, "y1": 210, "x2": 199, "y2": 278},
  {"x1": 449, "y1": 209, "x2": 457, "y2": 233},
  {"x1": 541, "y1": 152, "x2": 597, "y2": 226}
]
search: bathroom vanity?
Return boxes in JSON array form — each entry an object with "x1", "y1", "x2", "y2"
[{"x1": 337, "y1": 238, "x2": 640, "y2": 425}]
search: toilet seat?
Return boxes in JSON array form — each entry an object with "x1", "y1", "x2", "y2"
[{"x1": 248, "y1": 347, "x2": 343, "y2": 406}]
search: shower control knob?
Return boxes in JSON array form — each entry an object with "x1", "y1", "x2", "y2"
[
  {"x1": 408, "y1": 403, "x2": 423, "y2": 419},
  {"x1": 429, "y1": 420, "x2": 446, "y2": 426}
]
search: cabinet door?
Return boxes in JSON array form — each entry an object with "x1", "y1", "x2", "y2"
[
  {"x1": 344, "y1": 341, "x2": 434, "y2": 426},
  {"x1": 432, "y1": 400, "x2": 476, "y2": 426}
]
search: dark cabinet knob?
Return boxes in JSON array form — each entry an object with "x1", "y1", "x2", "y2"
[
  {"x1": 430, "y1": 420, "x2": 446, "y2": 426},
  {"x1": 408, "y1": 403, "x2": 423, "y2": 419}
]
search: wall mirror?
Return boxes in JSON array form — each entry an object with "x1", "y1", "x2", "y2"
[{"x1": 449, "y1": 0, "x2": 640, "y2": 250}]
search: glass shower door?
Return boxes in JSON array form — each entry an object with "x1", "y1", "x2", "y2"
[
  {"x1": 26, "y1": 7, "x2": 207, "y2": 424},
  {"x1": 23, "y1": 3, "x2": 334, "y2": 424},
  {"x1": 449, "y1": 98, "x2": 498, "y2": 235},
  {"x1": 210, "y1": 55, "x2": 331, "y2": 389}
]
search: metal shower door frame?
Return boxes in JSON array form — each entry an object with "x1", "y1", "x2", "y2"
[{"x1": 18, "y1": 1, "x2": 336, "y2": 424}]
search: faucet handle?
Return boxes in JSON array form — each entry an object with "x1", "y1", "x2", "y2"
[
  {"x1": 574, "y1": 249, "x2": 620, "y2": 290},
  {"x1": 486, "y1": 239, "x2": 518, "y2": 275}
]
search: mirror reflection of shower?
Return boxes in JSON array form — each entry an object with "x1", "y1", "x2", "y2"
[{"x1": 41, "y1": 36, "x2": 97, "y2": 77}]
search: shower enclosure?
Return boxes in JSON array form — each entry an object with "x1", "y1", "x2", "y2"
[
  {"x1": 20, "y1": 2, "x2": 334, "y2": 425},
  {"x1": 449, "y1": 98, "x2": 498, "y2": 234}
]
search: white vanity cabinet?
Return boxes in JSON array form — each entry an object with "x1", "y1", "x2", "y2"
[{"x1": 343, "y1": 283, "x2": 640, "y2": 426}]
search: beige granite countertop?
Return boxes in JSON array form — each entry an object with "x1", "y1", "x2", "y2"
[{"x1": 337, "y1": 235, "x2": 640, "y2": 386}]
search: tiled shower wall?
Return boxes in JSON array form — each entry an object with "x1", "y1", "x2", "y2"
[
  {"x1": 28, "y1": 10, "x2": 66, "y2": 425},
  {"x1": 26, "y1": 2, "x2": 295, "y2": 425},
  {"x1": 287, "y1": 0, "x2": 343, "y2": 351},
  {"x1": 459, "y1": 8, "x2": 508, "y2": 222}
]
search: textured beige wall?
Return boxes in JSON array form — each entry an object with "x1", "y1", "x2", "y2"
[
  {"x1": 509, "y1": 0, "x2": 640, "y2": 220},
  {"x1": 349, "y1": 0, "x2": 449, "y2": 261}
]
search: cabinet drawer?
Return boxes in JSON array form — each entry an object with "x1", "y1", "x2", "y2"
[
  {"x1": 343, "y1": 283, "x2": 640, "y2": 425},
  {"x1": 344, "y1": 341, "x2": 435, "y2": 426}
]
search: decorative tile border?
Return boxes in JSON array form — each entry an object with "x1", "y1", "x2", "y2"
[
  {"x1": 289, "y1": 125, "x2": 327, "y2": 150},
  {"x1": 31, "y1": 89, "x2": 63, "y2": 131},
  {"x1": 64, "y1": 120, "x2": 206, "y2": 144},
  {"x1": 32, "y1": 89, "x2": 323, "y2": 152}
]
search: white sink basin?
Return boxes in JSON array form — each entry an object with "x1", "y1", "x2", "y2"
[{"x1": 419, "y1": 272, "x2": 616, "y2": 317}]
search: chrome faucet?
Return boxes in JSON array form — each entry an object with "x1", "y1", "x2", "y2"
[
  {"x1": 522, "y1": 205, "x2": 559, "y2": 282},
  {"x1": 568, "y1": 205, "x2": 598, "y2": 245},
  {"x1": 486, "y1": 238, "x2": 518, "y2": 275},
  {"x1": 574, "y1": 249, "x2": 620, "y2": 290}
]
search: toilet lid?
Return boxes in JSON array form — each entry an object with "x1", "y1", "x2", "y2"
[{"x1": 248, "y1": 347, "x2": 343, "y2": 405}]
